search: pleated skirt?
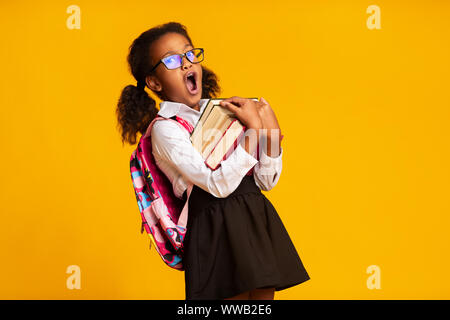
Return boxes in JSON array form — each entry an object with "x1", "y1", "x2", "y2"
[{"x1": 182, "y1": 175, "x2": 310, "y2": 300}]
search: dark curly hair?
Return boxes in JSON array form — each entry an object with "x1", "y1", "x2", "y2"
[{"x1": 116, "y1": 22, "x2": 221, "y2": 146}]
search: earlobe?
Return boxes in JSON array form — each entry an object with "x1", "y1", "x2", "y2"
[{"x1": 146, "y1": 75, "x2": 162, "y2": 92}]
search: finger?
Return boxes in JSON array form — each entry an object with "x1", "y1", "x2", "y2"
[
  {"x1": 221, "y1": 96, "x2": 247, "y2": 107},
  {"x1": 259, "y1": 97, "x2": 269, "y2": 105},
  {"x1": 219, "y1": 99, "x2": 240, "y2": 110},
  {"x1": 219, "y1": 101, "x2": 240, "y2": 115}
]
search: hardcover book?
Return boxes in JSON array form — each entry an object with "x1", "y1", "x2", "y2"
[{"x1": 190, "y1": 98, "x2": 258, "y2": 170}]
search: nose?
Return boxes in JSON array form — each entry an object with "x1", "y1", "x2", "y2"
[{"x1": 181, "y1": 54, "x2": 192, "y2": 70}]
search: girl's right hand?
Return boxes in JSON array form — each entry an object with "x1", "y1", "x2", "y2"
[{"x1": 219, "y1": 96, "x2": 263, "y2": 130}]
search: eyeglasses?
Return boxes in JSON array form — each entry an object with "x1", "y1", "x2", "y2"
[{"x1": 150, "y1": 48, "x2": 204, "y2": 73}]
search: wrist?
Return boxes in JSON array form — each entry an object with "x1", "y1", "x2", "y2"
[{"x1": 260, "y1": 128, "x2": 282, "y2": 138}]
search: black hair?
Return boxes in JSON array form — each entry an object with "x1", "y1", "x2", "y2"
[{"x1": 116, "y1": 21, "x2": 221, "y2": 146}]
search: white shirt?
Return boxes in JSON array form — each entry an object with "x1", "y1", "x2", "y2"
[{"x1": 151, "y1": 98, "x2": 283, "y2": 199}]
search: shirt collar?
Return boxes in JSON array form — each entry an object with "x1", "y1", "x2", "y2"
[{"x1": 158, "y1": 98, "x2": 210, "y2": 127}]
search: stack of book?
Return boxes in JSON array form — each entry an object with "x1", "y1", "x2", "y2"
[{"x1": 190, "y1": 98, "x2": 258, "y2": 170}]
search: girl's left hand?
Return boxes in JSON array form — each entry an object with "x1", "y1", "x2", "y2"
[{"x1": 257, "y1": 97, "x2": 281, "y2": 138}]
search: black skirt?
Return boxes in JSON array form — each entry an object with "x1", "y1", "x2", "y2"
[{"x1": 182, "y1": 175, "x2": 310, "y2": 300}]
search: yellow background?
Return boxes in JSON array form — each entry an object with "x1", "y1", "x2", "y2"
[{"x1": 0, "y1": 0, "x2": 449, "y2": 299}]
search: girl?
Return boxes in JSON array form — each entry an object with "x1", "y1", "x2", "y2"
[{"x1": 116, "y1": 22, "x2": 310, "y2": 300}]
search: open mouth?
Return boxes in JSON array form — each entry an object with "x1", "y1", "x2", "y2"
[{"x1": 185, "y1": 71, "x2": 199, "y2": 95}]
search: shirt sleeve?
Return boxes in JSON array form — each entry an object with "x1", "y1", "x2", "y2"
[
  {"x1": 252, "y1": 137, "x2": 283, "y2": 191},
  {"x1": 151, "y1": 120, "x2": 259, "y2": 198}
]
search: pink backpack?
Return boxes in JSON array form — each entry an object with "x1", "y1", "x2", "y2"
[{"x1": 130, "y1": 115, "x2": 194, "y2": 270}]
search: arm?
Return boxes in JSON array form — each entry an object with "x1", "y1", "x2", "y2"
[{"x1": 151, "y1": 120, "x2": 259, "y2": 198}]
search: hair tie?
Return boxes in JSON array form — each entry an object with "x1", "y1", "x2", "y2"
[{"x1": 137, "y1": 80, "x2": 145, "y2": 90}]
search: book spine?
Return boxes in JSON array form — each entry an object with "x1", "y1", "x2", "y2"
[
  {"x1": 204, "y1": 119, "x2": 237, "y2": 168},
  {"x1": 205, "y1": 120, "x2": 245, "y2": 171},
  {"x1": 209, "y1": 128, "x2": 245, "y2": 171},
  {"x1": 222, "y1": 127, "x2": 245, "y2": 162}
]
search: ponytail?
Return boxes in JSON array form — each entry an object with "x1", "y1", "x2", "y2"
[{"x1": 116, "y1": 83, "x2": 158, "y2": 146}]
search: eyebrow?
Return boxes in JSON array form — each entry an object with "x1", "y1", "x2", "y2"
[{"x1": 162, "y1": 43, "x2": 193, "y2": 57}]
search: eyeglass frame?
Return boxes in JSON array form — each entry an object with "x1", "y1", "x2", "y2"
[{"x1": 149, "y1": 47, "x2": 204, "y2": 73}]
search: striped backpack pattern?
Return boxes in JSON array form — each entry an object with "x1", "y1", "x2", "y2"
[{"x1": 130, "y1": 115, "x2": 194, "y2": 270}]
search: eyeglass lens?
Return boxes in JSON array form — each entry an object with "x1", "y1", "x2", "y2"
[{"x1": 162, "y1": 49, "x2": 203, "y2": 69}]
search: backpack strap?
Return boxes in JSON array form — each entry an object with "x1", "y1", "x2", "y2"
[
  {"x1": 166, "y1": 115, "x2": 195, "y2": 227},
  {"x1": 142, "y1": 115, "x2": 193, "y2": 139},
  {"x1": 169, "y1": 115, "x2": 194, "y2": 134},
  {"x1": 141, "y1": 114, "x2": 195, "y2": 213},
  {"x1": 177, "y1": 183, "x2": 193, "y2": 228}
]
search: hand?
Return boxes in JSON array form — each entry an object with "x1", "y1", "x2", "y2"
[
  {"x1": 219, "y1": 96, "x2": 263, "y2": 130},
  {"x1": 219, "y1": 96, "x2": 263, "y2": 157},
  {"x1": 257, "y1": 97, "x2": 282, "y2": 139}
]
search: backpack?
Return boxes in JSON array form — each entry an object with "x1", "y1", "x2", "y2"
[{"x1": 130, "y1": 115, "x2": 194, "y2": 271}]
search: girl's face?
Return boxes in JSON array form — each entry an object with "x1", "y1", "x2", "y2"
[{"x1": 146, "y1": 32, "x2": 203, "y2": 110}]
